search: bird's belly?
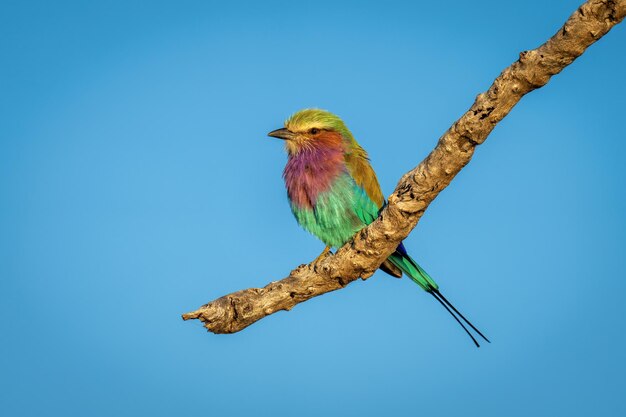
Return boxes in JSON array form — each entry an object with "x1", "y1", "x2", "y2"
[
  {"x1": 291, "y1": 201, "x2": 362, "y2": 248},
  {"x1": 290, "y1": 177, "x2": 371, "y2": 248}
]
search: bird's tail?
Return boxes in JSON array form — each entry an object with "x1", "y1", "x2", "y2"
[{"x1": 387, "y1": 245, "x2": 490, "y2": 348}]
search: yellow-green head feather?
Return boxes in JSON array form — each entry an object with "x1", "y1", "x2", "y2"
[{"x1": 282, "y1": 108, "x2": 363, "y2": 155}]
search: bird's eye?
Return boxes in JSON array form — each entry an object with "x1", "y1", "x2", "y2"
[{"x1": 309, "y1": 128, "x2": 320, "y2": 135}]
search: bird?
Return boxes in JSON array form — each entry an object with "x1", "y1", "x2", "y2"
[{"x1": 268, "y1": 108, "x2": 489, "y2": 347}]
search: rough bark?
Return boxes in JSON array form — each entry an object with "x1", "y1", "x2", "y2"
[{"x1": 183, "y1": 0, "x2": 626, "y2": 333}]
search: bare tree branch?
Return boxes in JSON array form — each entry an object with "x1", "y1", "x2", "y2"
[{"x1": 183, "y1": 0, "x2": 626, "y2": 333}]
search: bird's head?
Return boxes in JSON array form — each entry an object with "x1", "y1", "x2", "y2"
[{"x1": 268, "y1": 109, "x2": 355, "y2": 155}]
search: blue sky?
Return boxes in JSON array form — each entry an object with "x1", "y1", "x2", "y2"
[{"x1": 1, "y1": 1, "x2": 625, "y2": 416}]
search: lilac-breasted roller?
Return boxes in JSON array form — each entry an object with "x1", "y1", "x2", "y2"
[{"x1": 268, "y1": 109, "x2": 489, "y2": 347}]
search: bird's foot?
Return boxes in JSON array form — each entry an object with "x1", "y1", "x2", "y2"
[{"x1": 311, "y1": 246, "x2": 332, "y2": 267}]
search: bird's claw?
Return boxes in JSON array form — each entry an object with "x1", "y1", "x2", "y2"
[{"x1": 311, "y1": 246, "x2": 332, "y2": 268}]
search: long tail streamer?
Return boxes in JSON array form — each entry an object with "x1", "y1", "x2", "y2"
[
  {"x1": 434, "y1": 289, "x2": 491, "y2": 345},
  {"x1": 430, "y1": 291, "x2": 481, "y2": 348}
]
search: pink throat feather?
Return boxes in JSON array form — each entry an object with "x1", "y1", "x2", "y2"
[{"x1": 283, "y1": 137, "x2": 346, "y2": 209}]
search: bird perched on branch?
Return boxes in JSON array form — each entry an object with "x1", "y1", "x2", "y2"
[{"x1": 268, "y1": 109, "x2": 489, "y2": 347}]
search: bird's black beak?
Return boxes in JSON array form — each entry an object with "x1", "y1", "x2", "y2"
[{"x1": 267, "y1": 128, "x2": 296, "y2": 141}]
